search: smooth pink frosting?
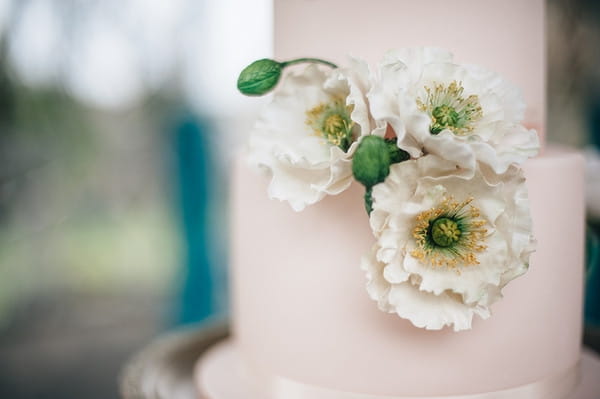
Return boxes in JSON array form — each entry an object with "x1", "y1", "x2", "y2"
[
  {"x1": 230, "y1": 147, "x2": 584, "y2": 396},
  {"x1": 274, "y1": 0, "x2": 546, "y2": 140}
]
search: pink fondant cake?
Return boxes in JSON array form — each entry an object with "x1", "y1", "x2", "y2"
[
  {"x1": 219, "y1": 147, "x2": 583, "y2": 398},
  {"x1": 195, "y1": 1, "x2": 586, "y2": 398}
]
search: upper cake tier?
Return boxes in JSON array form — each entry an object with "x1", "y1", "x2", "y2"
[{"x1": 274, "y1": 0, "x2": 545, "y2": 138}]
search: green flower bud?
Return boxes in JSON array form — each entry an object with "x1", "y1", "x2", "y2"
[
  {"x1": 237, "y1": 59, "x2": 282, "y2": 96},
  {"x1": 352, "y1": 135, "x2": 390, "y2": 188}
]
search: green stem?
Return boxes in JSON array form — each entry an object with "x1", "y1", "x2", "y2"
[
  {"x1": 280, "y1": 58, "x2": 338, "y2": 69},
  {"x1": 364, "y1": 186, "x2": 373, "y2": 215}
]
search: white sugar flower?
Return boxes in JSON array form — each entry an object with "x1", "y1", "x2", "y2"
[
  {"x1": 362, "y1": 155, "x2": 535, "y2": 331},
  {"x1": 248, "y1": 60, "x2": 378, "y2": 211},
  {"x1": 368, "y1": 48, "x2": 539, "y2": 177}
]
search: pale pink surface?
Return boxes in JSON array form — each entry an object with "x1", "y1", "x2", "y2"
[
  {"x1": 231, "y1": 147, "x2": 584, "y2": 396},
  {"x1": 196, "y1": 342, "x2": 600, "y2": 399},
  {"x1": 274, "y1": 0, "x2": 546, "y2": 140}
]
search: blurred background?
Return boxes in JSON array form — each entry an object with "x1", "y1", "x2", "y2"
[
  {"x1": 0, "y1": 0, "x2": 598, "y2": 398},
  {"x1": 0, "y1": 0, "x2": 270, "y2": 397}
]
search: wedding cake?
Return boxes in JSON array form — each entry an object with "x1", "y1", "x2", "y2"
[{"x1": 195, "y1": 1, "x2": 585, "y2": 398}]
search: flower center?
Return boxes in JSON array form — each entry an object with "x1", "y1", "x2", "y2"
[
  {"x1": 430, "y1": 217, "x2": 461, "y2": 247},
  {"x1": 411, "y1": 197, "x2": 488, "y2": 268},
  {"x1": 431, "y1": 105, "x2": 459, "y2": 134},
  {"x1": 416, "y1": 81, "x2": 483, "y2": 136},
  {"x1": 306, "y1": 98, "x2": 355, "y2": 151},
  {"x1": 323, "y1": 114, "x2": 345, "y2": 137}
]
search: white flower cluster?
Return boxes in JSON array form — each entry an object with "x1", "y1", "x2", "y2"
[{"x1": 248, "y1": 48, "x2": 538, "y2": 331}]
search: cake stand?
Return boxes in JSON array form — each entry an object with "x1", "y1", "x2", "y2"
[{"x1": 120, "y1": 320, "x2": 227, "y2": 399}]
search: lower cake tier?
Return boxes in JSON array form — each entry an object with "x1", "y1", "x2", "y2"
[{"x1": 225, "y1": 146, "x2": 585, "y2": 397}]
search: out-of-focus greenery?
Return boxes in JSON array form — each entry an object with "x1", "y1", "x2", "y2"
[{"x1": 0, "y1": 40, "x2": 180, "y2": 326}]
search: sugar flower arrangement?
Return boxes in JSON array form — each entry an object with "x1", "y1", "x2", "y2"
[{"x1": 237, "y1": 48, "x2": 539, "y2": 332}]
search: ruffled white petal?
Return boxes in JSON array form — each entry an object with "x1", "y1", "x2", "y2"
[{"x1": 362, "y1": 249, "x2": 491, "y2": 331}]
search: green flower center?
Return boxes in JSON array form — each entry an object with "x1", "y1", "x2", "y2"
[
  {"x1": 306, "y1": 98, "x2": 355, "y2": 151},
  {"x1": 430, "y1": 217, "x2": 461, "y2": 247},
  {"x1": 431, "y1": 105, "x2": 459, "y2": 134},
  {"x1": 417, "y1": 81, "x2": 483, "y2": 136}
]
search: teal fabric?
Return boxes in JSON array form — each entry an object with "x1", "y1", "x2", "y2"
[
  {"x1": 585, "y1": 226, "x2": 600, "y2": 326},
  {"x1": 174, "y1": 114, "x2": 215, "y2": 324},
  {"x1": 585, "y1": 74, "x2": 600, "y2": 327}
]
